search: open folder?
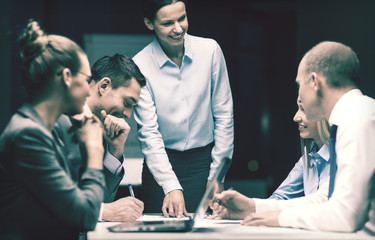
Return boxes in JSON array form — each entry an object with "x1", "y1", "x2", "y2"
[{"x1": 108, "y1": 157, "x2": 231, "y2": 232}]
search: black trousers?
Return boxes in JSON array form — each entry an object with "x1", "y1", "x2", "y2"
[{"x1": 141, "y1": 143, "x2": 213, "y2": 213}]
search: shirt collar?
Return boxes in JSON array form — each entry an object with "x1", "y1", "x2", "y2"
[
  {"x1": 83, "y1": 103, "x2": 92, "y2": 115},
  {"x1": 329, "y1": 89, "x2": 363, "y2": 127},
  {"x1": 317, "y1": 143, "x2": 330, "y2": 162},
  {"x1": 184, "y1": 34, "x2": 193, "y2": 60},
  {"x1": 309, "y1": 143, "x2": 330, "y2": 163},
  {"x1": 152, "y1": 33, "x2": 193, "y2": 68}
]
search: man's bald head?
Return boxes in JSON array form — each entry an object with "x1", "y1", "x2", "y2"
[{"x1": 300, "y1": 41, "x2": 360, "y2": 89}]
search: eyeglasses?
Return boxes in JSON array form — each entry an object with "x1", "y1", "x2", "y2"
[
  {"x1": 57, "y1": 69, "x2": 93, "y2": 83},
  {"x1": 77, "y1": 71, "x2": 93, "y2": 83}
]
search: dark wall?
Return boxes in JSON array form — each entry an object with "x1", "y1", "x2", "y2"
[
  {"x1": 297, "y1": 0, "x2": 375, "y2": 99},
  {"x1": 3, "y1": 0, "x2": 375, "y2": 195},
  {"x1": 0, "y1": 0, "x2": 12, "y2": 132}
]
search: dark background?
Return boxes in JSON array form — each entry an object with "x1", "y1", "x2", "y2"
[{"x1": 1, "y1": 0, "x2": 375, "y2": 197}]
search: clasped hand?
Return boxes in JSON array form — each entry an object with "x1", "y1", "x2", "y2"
[
  {"x1": 101, "y1": 110, "x2": 130, "y2": 159},
  {"x1": 70, "y1": 113, "x2": 104, "y2": 169}
]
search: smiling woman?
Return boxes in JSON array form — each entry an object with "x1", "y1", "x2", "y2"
[
  {"x1": 268, "y1": 96, "x2": 331, "y2": 200},
  {"x1": 133, "y1": 0, "x2": 234, "y2": 217},
  {"x1": 143, "y1": 1, "x2": 188, "y2": 66}
]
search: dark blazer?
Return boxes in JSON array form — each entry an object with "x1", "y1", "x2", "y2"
[
  {"x1": 54, "y1": 112, "x2": 124, "y2": 203},
  {"x1": 0, "y1": 104, "x2": 105, "y2": 240}
]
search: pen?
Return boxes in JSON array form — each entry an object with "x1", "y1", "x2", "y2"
[{"x1": 128, "y1": 184, "x2": 135, "y2": 197}]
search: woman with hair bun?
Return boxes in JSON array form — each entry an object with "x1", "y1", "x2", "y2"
[{"x1": 0, "y1": 20, "x2": 105, "y2": 240}]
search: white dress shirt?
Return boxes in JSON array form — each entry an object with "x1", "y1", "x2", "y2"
[
  {"x1": 255, "y1": 180, "x2": 329, "y2": 213},
  {"x1": 278, "y1": 89, "x2": 375, "y2": 236},
  {"x1": 133, "y1": 34, "x2": 234, "y2": 194}
]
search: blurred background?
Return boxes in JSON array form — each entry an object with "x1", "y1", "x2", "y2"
[{"x1": 1, "y1": 0, "x2": 375, "y2": 198}]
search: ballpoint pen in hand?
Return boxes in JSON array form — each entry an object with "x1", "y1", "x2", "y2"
[{"x1": 128, "y1": 184, "x2": 135, "y2": 197}]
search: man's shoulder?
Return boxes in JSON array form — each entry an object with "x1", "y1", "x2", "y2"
[
  {"x1": 55, "y1": 114, "x2": 72, "y2": 129},
  {"x1": 338, "y1": 94, "x2": 375, "y2": 132},
  {"x1": 348, "y1": 94, "x2": 375, "y2": 117}
]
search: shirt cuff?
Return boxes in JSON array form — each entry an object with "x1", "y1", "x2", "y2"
[
  {"x1": 278, "y1": 207, "x2": 299, "y2": 228},
  {"x1": 253, "y1": 198, "x2": 282, "y2": 213},
  {"x1": 103, "y1": 151, "x2": 124, "y2": 176},
  {"x1": 161, "y1": 180, "x2": 183, "y2": 195},
  {"x1": 98, "y1": 202, "x2": 104, "y2": 221}
]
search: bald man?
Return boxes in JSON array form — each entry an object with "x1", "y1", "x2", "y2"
[{"x1": 211, "y1": 41, "x2": 375, "y2": 236}]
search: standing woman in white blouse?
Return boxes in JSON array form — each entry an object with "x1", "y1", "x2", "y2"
[{"x1": 133, "y1": 0, "x2": 234, "y2": 217}]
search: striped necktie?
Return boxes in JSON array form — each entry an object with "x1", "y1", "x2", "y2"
[{"x1": 328, "y1": 124, "x2": 338, "y2": 198}]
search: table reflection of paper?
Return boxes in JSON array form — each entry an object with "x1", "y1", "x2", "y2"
[
  {"x1": 137, "y1": 215, "x2": 341, "y2": 238},
  {"x1": 194, "y1": 218, "x2": 242, "y2": 228},
  {"x1": 137, "y1": 214, "x2": 190, "y2": 221}
]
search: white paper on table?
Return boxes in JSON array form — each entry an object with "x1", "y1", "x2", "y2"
[{"x1": 137, "y1": 214, "x2": 190, "y2": 222}]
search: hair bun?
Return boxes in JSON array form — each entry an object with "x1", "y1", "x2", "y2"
[{"x1": 19, "y1": 19, "x2": 49, "y2": 61}]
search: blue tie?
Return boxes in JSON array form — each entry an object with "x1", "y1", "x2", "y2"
[{"x1": 328, "y1": 124, "x2": 338, "y2": 198}]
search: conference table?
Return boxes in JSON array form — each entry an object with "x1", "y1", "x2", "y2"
[{"x1": 88, "y1": 216, "x2": 372, "y2": 240}]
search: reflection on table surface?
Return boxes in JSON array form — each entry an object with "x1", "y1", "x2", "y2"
[{"x1": 88, "y1": 215, "x2": 371, "y2": 240}]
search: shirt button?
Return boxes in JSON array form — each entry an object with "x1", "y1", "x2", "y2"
[
  {"x1": 183, "y1": 139, "x2": 186, "y2": 142},
  {"x1": 178, "y1": 76, "x2": 182, "y2": 80}
]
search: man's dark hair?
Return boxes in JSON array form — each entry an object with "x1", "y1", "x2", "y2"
[{"x1": 91, "y1": 54, "x2": 146, "y2": 89}]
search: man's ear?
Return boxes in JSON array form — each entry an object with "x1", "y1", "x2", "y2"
[
  {"x1": 98, "y1": 77, "x2": 112, "y2": 96},
  {"x1": 62, "y1": 68, "x2": 72, "y2": 88},
  {"x1": 144, "y1": 18, "x2": 154, "y2": 31},
  {"x1": 310, "y1": 72, "x2": 323, "y2": 92}
]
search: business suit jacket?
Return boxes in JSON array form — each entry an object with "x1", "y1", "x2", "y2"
[
  {"x1": 54, "y1": 111, "x2": 124, "y2": 203},
  {"x1": 0, "y1": 104, "x2": 105, "y2": 240}
]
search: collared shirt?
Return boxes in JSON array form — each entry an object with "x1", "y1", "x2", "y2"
[
  {"x1": 133, "y1": 34, "x2": 234, "y2": 194},
  {"x1": 269, "y1": 143, "x2": 330, "y2": 200},
  {"x1": 279, "y1": 89, "x2": 375, "y2": 235}
]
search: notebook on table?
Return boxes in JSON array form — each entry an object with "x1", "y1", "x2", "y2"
[{"x1": 108, "y1": 157, "x2": 231, "y2": 232}]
